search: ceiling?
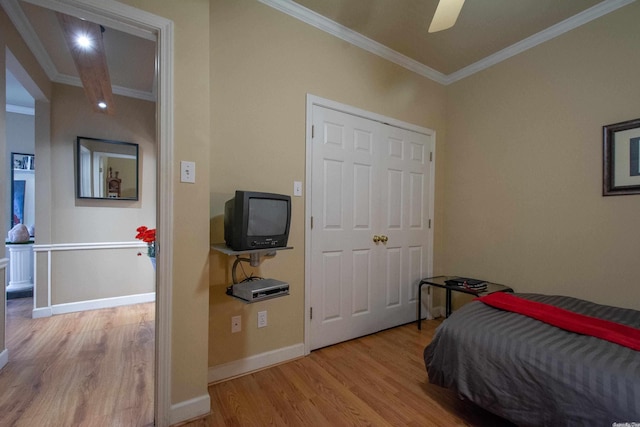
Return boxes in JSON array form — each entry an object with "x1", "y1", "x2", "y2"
[
  {"x1": 4, "y1": 0, "x2": 636, "y2": 110},
  {"x1": 291, "y1": 0, "x2": 607, "y2": 75},
  {"x1": 3, "y1": 0, "x2": 156, "y2": 110},
  {"x1": 269, "y1": 0, "x2": 633, "y2": 83}
]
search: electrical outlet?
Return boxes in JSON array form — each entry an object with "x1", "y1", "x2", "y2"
[
  {"x1": 231, "y1": 315, "x2": 241, "y2": 333},
  {"x1": 257, "y1": 311, "x2": 267, "y2": 328},
  {"x1": 180, "y1": 161, "x2": 196, "y2": 183}
]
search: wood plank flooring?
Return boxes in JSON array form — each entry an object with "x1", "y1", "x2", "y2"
[
  {"x1": 0, "y1": 297, "x2": 154, "y2": 427},
  {"x1": 184, "y1": 319, "x2": 514, "y2": 427},
  {"x1": 2, "y1": 299, "x2": 513, "y2": 426}
]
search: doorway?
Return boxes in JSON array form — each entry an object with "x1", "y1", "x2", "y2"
[
  {"x1": 1, "y1": 0, "x2": 174, "y2": 424},
  {"x1": 305, "y1": 95, "x2": 435, "y2": 351}
]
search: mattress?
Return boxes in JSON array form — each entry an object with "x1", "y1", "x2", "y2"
[{"x1": 424, "y1": 293, "x2": 640, "y2": 426}]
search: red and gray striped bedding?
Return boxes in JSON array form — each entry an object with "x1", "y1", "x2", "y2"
[{"x1": 424, "y1": 293, "x2": 640, "y2": 426}]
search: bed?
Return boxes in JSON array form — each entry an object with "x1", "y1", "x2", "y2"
[{"x1": 424, "y1": 293, "x2": 640, "y2": 426}]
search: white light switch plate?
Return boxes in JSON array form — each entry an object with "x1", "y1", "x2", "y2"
[
  {"x1": 293, "y1": 181, "x2": 302, "y2": 197},
  {"x1": 180, "y1": 161, "x2": 196, "y2": 183}
]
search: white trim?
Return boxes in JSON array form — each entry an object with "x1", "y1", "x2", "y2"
[
  {"x1": 32, "y1": 293, "x2": 155, "y2": 317},
  {"x1": 169, "y1": 394, "x2": 211, "y2": 426},
  {"x1": 32, "y1": 241, "x2": 146, "y2": 252},
  {"x1": 304, "y1": 94, "x2": 436, "y2": 355},
  {"x1": 6, "y1": 104, "x2": 35, "y2": 115},
  {"x1": 258, "y1": 0, "x2": 447, "y2": 84},
  {"x1": 0, "y1": 349, "x2": 8, "y2": 371},
  {"x1": 1, "y1": 0, "x2": 157, "y2": 101},
  {"x1": 432, "y1": 305, "x2": 445, "y2": 319},
  {"x1": 445, "y1": 0, "x2": 636, "y2": 84},
  {"x1": 208, "y1": 343, "x2": 305, "y2": 383},
  {"x1": 0, "y1": 0, "x2": 59, "y2": 81},
  {"x1": 53, "y1": 73, "x2": 156, "y2": 102},
  {"x1": 32, "y1": 307, "x2": 52, "y2": 318},
  {"x1": 52, "y1": 292, "x2": 155, "y2": 315},
  {"x1": 0, "y1": 258, "x2": 8, "y2": 269},
  {"x1": 154, "y1": 11, "x2": 175, "y2": 427},
  {"x1": 260, "y1": 0, "x2": 635, "y2": 85}
]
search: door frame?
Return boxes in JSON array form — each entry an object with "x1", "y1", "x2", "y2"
[
  {"x1": 304, "y1": 94, "x2": 436, "y2": 354},
  {"x1": 6, "y1": 0, "x2": 175, "y2": 424}
]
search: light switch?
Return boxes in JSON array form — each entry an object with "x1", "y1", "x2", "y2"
[
  {"x1": 181, "y1": 161, "x2": 196, "y2": 183},
  {"x1": 293, "y1": 181, "x2": 303, "y2": 197}
]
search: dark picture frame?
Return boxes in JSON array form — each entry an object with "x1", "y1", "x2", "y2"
[
  {"x1": 603, "y1": 118, "x2": 640, "y2": 196},
  {"x1": 76, "y1": 136, "x2": 139, "y2": 200}
]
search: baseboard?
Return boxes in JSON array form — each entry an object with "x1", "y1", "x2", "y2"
[
  {"x1": 0, "y1": 349, "x2": 8, "y2": 371},
  {"x1": 169, "y1": 394, "x2": 211, "y2": 425},
  {"x1": 431, "y1": 305, "x2": 445, "y2": 319},
  {"x1": 32, "y1": 293, "x2": 155, "y2": 318},
  {"x1": 208, "y1": 343, "x2": 305, "y2": 383},
  {"x1": 32, "y1": 307, "x2": 53, "y2": 318}
]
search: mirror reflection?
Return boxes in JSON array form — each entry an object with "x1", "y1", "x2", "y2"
[
  {"x1": 76, "y1": 137, "x2": 139, "y2": 200},
  {"x1": 11, "y1": 152, "x2": 35, "y2": 232}
]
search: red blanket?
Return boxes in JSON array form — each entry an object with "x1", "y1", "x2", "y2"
[{"x1": 476, "y1": 293, "x2": 640, "y2": 351}]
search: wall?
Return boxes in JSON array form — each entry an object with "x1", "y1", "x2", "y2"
[
  {"x1": 208, "y1": 0, "x2": 446, "y2": 370},
  {"x1": 444, "y1": 1, "x2": 640, "y2": 310},
  {"x1": 36, "y1": 83, "x2": 156, "y2": 305},
  {"x1": 116, "y1": 0, "x2": 212, "y2": 409}
]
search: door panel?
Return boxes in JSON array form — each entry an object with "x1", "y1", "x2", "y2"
[{"x1": 311, "y1": 105, "x2": 432, "y2": 350}]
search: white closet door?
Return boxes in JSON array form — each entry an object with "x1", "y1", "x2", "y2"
[
  {"x1": 310, "y1": 105, "x2": 432, "y2": 350},
  {"x1": 377, "y1": 124, "x2": 432, "y2": 329}
]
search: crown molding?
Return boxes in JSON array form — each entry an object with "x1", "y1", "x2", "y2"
[
  {"x1": 1, "y1": 0, "x2": 59, "y2": 81},
  {"x1": 6, "y1": 104, "x2": 35, "y2": 115},
  {"x1": 260, "y1": 0, "x2": 636, "y2": 86},
  {"x1": 257, "y1": 0, "x2": 449, "y2": 84},
  {"x1": 53, "y1": 72, "x2": 156, "y2": 101},
  {"x1": 445, "y1": 0, "x2": 636, "y2": 84},
  {"x1": 1, "y1": 0, "x2": 156, "y2": 102}
]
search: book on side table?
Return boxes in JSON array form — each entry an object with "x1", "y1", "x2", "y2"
[{"x1": 444, "y1": 277, "x2": 487, "y2": 292}]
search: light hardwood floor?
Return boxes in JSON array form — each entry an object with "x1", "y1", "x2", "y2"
[
  {"x1": 0, "y1": 297, "x2": 154, "y2": 427},
  {"x1": 2, "y1": 298, "x2": 512, "y2": 426},
  {"x1": 183, "y1": 319, "x2": 514, "y2": 427}
]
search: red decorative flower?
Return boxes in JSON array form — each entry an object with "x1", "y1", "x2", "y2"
[{"x1": 135, "y1": 226, "x2": 156, "y2": 257}]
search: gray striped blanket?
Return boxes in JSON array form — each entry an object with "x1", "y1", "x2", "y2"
[{"x1": 424, "y1": 293, "x2": 640, "y2": 426}]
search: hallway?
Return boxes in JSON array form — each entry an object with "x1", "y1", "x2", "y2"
[{"x1": 0, "y1": 297, "x2": 154, "y2": 426}]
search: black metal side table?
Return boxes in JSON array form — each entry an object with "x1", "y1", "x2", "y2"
[{"x1": 417, "y1": 276, "x2": 514, "y2": 329}]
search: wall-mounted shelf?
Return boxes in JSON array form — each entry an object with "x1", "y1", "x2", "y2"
[
  {"x1": 210, "y1": 243, "x2": 293, "y2": 266},
  {"x1": 211, "y1": 243, "x2": 293, "y2": 303},
  {"x1": 210, "y1": 243, "x2": 293, "y2": 256}
]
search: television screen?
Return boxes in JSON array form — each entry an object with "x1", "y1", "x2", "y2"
[
  {"x1": 248, "y1": 198, "x2": 289, "y2": 236},
  {"x1": 224, "y1": 190, "x2": 291, "y2": 250}
]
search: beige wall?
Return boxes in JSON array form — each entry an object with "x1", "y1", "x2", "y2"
[
  {"x1": 444, "y1": 2, "x2": 640, "y2": 310},
  {"x1": 208, "y1": 0, "x2": 446, "y2": 367},
  {"x1": 43, "y1": 83, "x2": 155, "y2": 305},
  {"x1": 117, "y1": 0, "x2": 212, "y2": 406}
]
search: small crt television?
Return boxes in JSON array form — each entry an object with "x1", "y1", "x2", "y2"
[{"x1": 224, "y1": 190, "x2": 291, "y2": 251}]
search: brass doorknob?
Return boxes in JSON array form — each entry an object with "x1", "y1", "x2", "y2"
[
  {"x1": 373, "y1": 235, "x2": 381, "y2": 243},
  {"x1": 380, "y1": 235, "x2": 388, "y2": 243}
]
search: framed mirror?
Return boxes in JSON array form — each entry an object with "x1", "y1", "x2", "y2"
[
  {"x1": 603, "y1": 118, "x2": 640, "y2": 196},
  {"x1": 11, "y1": 152, "x2": 35, "y2": 230},
  {"x1": 76, "y1": 136, "x2": 139, "y2": 200}
]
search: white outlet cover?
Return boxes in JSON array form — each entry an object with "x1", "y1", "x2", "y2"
[
  {"x1": 181, "y1": 161, "x2": 196, "y2": 183},
  {"x1": 258, "y1": 311, "x2": 267, "y2": 328}
]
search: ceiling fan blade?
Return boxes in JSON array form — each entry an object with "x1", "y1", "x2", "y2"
[{"x1": 428, "y1": 0, "x2": 465, "y2": 33}]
